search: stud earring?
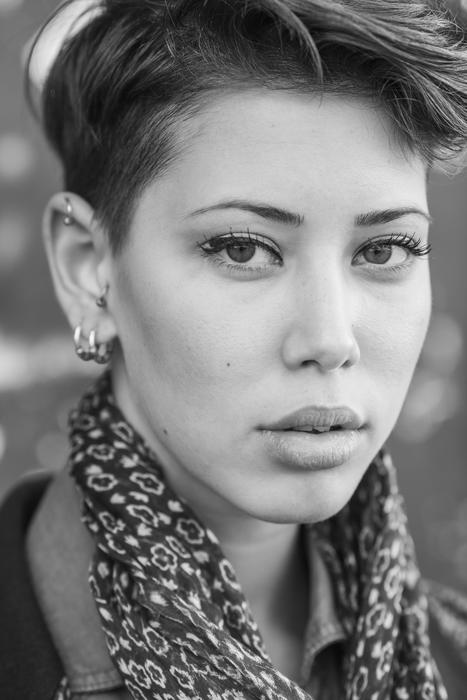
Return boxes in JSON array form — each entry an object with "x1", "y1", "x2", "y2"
[
  {"x1": 96, "y1": 284, "x2": 109, "y2": 309},
  {"x1": 63, "y1": 197, "x2": 74, "y2": 226}
]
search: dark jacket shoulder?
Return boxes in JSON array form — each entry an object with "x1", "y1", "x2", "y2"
[
  {"x1": 0, "y1": 473, "x2": 64, "y2": 700},
  {"x1": 426, "y1": 579, "x2": 467, "y2": 698}
]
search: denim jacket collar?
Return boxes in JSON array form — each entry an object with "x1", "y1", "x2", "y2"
[{"x1": 27, "y1": 469, "x2": 345, "y2": 695}]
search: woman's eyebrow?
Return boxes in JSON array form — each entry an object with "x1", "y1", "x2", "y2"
[
  {"x1": 187, "y1": 199, "x2": 304, "y2": 227},
  {"x1": 187, "y1": 201, "x2": 432, "y2": 228},
  {"x1": 355, "y1": 207, "x2": 432, "y2": 226}
]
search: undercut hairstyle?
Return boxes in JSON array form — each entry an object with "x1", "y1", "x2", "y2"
[{"x1": 29, "y1": 0, "x2": 467, "y2": 254}]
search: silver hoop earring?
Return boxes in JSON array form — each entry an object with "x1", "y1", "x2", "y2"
[
  {"x1": 63, "y1": 197, "x2": 74, "y2": 226},
  {"x1": 73, "y1": 324, "x2": 114, "y2": 365},
  {"x1": 88, "y1": 328, "x2": 98, "y2": 361},
  {"x1": 74, "y1": 324, "x2": 91, "y2": 361}
]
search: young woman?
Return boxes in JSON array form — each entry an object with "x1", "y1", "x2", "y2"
[{"x1": 1, "y1": 0, "x2": 467, "y2": 698}]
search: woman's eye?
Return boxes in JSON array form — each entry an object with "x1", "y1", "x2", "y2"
[
  {"x1": 359, "y1": 243, "x2": 408, "y2": 266},
  {"x1": 354, "y1": 235, "x2": 431, "y2": 269},
  {"x1": 198, "y1": 232, "x2": 282, "y2": 271},
  {"x1": 224, "y1": 240, "x2": 257, "y2": 263}
]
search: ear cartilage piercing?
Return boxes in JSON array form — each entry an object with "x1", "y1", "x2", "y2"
[
  {"x1": 96, "y1": 284, "x2": 109, "y2": 309},
  {"x1": 63, "y1": 197, "x2": 74, "y2": 226}
]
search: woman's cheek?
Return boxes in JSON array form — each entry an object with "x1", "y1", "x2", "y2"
[{"x1": 367, "y1": 288, "x2": 431, "y2": 393}]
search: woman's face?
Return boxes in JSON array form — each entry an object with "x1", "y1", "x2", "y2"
[{"x1": 108, "y1": 90, "x2": 431, "y2": 527}]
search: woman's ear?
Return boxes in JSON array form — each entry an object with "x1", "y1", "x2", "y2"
[{"x1": 42, "y1": 191, "x2": 117, "y2": 345}]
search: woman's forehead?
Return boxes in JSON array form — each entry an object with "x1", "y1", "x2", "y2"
[{"x1": 144, "y1": 90, "x2": 428, "y2": 224}]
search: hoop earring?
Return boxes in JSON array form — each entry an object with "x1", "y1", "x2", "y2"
[
  {"x1": 73, "y1": 324, "x2": 114, "y2": 365},
  {"x1": 74, "y1": 324, "x2": 91, "y2": 361},
  {"x1": 63, "y1": 197, "x2": 74, "y2": 226}
]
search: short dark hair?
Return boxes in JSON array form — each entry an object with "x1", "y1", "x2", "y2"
[{"x1": 29, "y1": 0, "x2": 467, "y2": 254}]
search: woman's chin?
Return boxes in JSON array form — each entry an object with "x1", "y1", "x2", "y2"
[{"x1": 236, "y1": 465, "x2": 366, "y2": 525}]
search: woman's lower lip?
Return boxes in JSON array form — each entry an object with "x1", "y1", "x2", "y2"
[{"x1": 260, "y1": 428, "x2": 363, "y2": 470}]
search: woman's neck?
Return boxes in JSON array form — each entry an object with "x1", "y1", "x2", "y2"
[
  {"x1": 219, "y1": 521, "x2": 306, "y2": 608},
  {"x1": 211, "y1": 517, "x2": 310, "y2": 681}
]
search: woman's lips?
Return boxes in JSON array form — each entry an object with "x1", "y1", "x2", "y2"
[
  {"x1": 263, "y1": 405, "x2": 363, "y2": 432},
  {"x1": 259, "y1": 405, "x2": 365, "y2": 470}
]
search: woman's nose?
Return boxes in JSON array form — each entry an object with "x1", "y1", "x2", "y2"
[{"x1": 281, "y1": 268, "x2": 360, "y2": 372}]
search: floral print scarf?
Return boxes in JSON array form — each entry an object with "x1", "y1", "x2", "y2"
[{"x1": 69, "y1": 372, "x2": 447, "y2": 699}]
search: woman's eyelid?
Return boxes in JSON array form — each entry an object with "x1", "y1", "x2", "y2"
[
  {"x1": 202, "y1": 229, "x2": 282, "y2": 255},
  {"x1": 355, "y1": 231, "x2": 430, "y2": 251}
]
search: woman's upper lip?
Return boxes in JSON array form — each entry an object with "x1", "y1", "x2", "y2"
[{"x1": 261, "y1": 406, "x2": 364, "y2": 431}]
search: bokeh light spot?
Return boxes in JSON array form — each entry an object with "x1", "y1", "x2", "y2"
[
  {"x1": 35, "y1": 431, "x2": 68, "y2": 472},
  {"x1": 0, "y1": 212, "x2": 29, "y2": 269},
  {"x1": 423, "y1": 312, "x2": 464, "y2": 375},
  {"x1": 0, "y1": 0, "x2": 24, "y2": 13},
  {"x1": 397, "y1": 372, "x2": 461, "y2": 442},
  {"x1": 0, "y1": 133, "x2": 35, "y2": 182},
  {"x1": 397, "y1": 311, "x2": 464, "y2": 443},
  {"x1": 0, "y1": 332, "x2": 97, "y2": 392}
]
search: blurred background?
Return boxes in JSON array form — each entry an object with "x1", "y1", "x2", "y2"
[{"x1": 0, "y1": 0, "x2": 466, "y2": 590}]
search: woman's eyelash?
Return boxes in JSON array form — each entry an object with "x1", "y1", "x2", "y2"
[
  {"x1": 198, "y1": 229, "x2": 282, "y2": 259},
  {"x1": 359, "y1": 232, "x2": 432, "y2": 257}
]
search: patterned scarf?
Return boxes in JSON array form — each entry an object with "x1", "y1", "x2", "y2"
[{"x1": 69, "y1": 372, "x2": 447, "y2": 700}]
